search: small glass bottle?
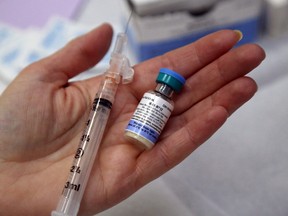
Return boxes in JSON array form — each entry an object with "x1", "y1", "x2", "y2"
[{"x1": 124, "y1": 68, "x2": 186, "y2": 150}]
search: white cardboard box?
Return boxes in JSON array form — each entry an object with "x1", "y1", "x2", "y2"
[{"x1": 121, "y1": 0, "x2": 263, "y2": 61}]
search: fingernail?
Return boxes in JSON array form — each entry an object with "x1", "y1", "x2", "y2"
[{"x1": 234, "y1": 30, "x2": 243, "y2": 42}]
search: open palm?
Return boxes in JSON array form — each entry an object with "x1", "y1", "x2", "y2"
[{"x1": 0, "y1": 24, "x2": 265, "y2": 216}]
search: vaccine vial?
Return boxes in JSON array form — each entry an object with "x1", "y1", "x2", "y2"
[{"x1": 124, "y1": 68, "x2": 185, "y2": 150}]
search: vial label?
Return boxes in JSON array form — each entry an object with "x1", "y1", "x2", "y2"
[{"x1": 126, "y1": 92, "x2": 173, "y2": 145}]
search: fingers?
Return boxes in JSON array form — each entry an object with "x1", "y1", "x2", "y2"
[
  {"x1": 164, "y1": 77, "x2": 257, "y2": 137},
  {"x1": 173, "y1": 43, "x2": 265, "y2": 114},
  {"x1": 191, "y1": 76, "x2": 257, "y2": 116},
  {"x1": 130, "y1": 30, "x2": 242, "y2": 99},
  {"x1": 24, "y1": 23, "x2": 113, "y2": 82}
]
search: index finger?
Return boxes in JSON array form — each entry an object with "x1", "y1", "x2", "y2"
[{"x1": 130, "y1": 30, "x2": 242, "y2": 99}]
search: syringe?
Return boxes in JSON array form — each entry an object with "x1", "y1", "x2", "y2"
[{"x1": 51, "y1": 32, "x2": 134, "y2": 216}]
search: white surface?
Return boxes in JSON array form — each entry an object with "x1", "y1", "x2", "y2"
[
  {"x1": 1, "y1": 0, "x2": 288, "y2": 216},
  {"x1": 97, "y1": 178, "x2": 192, "y2": 216}
]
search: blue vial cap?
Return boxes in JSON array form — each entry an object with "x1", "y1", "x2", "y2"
[{"x1": 156, "y1": 68, "x2": 186, "y2": 92}]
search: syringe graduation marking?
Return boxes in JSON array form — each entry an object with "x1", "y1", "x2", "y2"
[
  {"x1": 92, "y1": 98, "x2": 112, "y2": 110},
  {"x1": 65, "y1": 182, "x2": 81, "y2": 192},
  {"x1": 74, "y1": 148, "x2": 84, "y2": 159},
  {"x1": 70, "y1": 166, "x2": 81, "y2": 174}
]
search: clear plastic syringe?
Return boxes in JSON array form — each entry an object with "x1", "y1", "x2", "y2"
[{"x1": 51, "y1": 32, "x2": 134, "y2": 216}]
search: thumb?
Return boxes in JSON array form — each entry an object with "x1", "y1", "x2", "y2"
[{"x1": 24, "y1": 23, "x2": 113, "y2": 82}]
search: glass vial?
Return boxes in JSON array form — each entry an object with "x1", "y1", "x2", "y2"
[{"x1": 124, "y1": 68, "x2": 186, "y2": 150}]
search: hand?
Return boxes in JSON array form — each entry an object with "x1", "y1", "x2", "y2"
[{"x1": 0, "y1": 24, "x2": 265, "y2": 216}]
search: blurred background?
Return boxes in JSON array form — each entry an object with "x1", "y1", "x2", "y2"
[{"x1": 1, "y1": 0, "x2": 288, "y2": 215}]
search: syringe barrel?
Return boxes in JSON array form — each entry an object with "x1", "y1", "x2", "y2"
[
  {"x1": 52, "y1": 31, "x2": 133, "y2": 216},
  {"x1": 52, "y1": 77, "x2": 118, "y2": 216}
]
